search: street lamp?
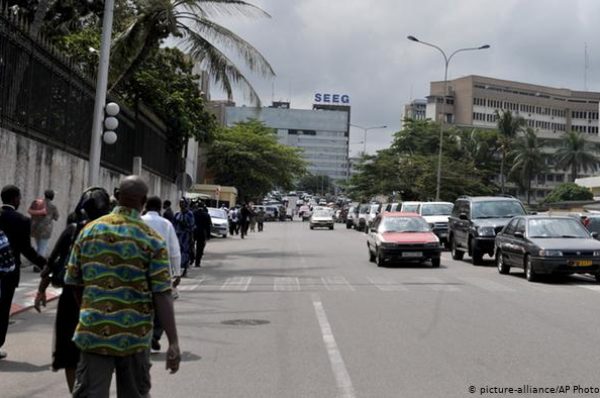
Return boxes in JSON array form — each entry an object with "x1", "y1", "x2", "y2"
[
  {"x1": 407, "y1": 35, "x2": 490, "y2": 200},
  {"x1": 350, "y1": 124, "x2": 388, "y2": 155},
  {"x1": 88, "y1": 0, "x2": 116, "y2": 186}
]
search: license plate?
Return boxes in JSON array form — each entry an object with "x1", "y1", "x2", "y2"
[
  {"x1": 402, "y1": 251, "x2": 422, "y2": 257},
  {"x1": 574, "y1": 260, "x2": 593, "y2": 267}
]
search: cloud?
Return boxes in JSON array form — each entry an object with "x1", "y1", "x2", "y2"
[{"x1": 206, "y1": 0, "x2": 600, "y2": 155}]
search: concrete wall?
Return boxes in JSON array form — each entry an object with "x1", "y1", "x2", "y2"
[{"x1": 0, "y1": 127, "x2": 179, "y2": 248}]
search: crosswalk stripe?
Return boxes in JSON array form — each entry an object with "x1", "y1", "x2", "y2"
[
  {"x1": 458, "y1": 277, "x2": 515, "y2": 292},
  {"x1": 221, "y1": 277, "x2": 252, "y2": 291},
  {"x1": 274, "y1": 277, "x2": 300, "y2": 291},
  {"x1": 408, "y1": 277, "x2": 461, "y2": 292},
  {"x1": 178, "y1": 284, "x2": 199, "y2": 291},
  {"x1": 367, "y1": 277, "x2": 408, "y2": 291},
  {"x1": 322, "y1": 276, "x2": 354, "y2": 291}
]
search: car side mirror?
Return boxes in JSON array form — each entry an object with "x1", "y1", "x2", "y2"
[
  {"x1": 592, "y1": 232, "x2": 599, "y2": 239},
  {"x1": 459, "y1": 213, "x2": 468, "y2": 220},
  {"x1": 514, "y1": 231, "x2": 524, "y2": 238}
]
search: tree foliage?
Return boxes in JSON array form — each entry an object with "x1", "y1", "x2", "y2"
[
  {"x1": 555, "y1": 131, "x2": 598, "y2": 182},
  {"x1": 347, "y1": 119, "x2": 499, "y2": 202},
  {"x1": 208, "y1": 120, "x2": 307, "y2": 201},
  {"x1": 542, "y1": 182, "x2": 593, "y2": 203},
  {"x1": 509, "y1": 128, "x2": 546, "y2": 204}
]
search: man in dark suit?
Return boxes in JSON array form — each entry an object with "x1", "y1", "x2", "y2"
[
  {"x1": 0, "y1": 185, "x2": 47, "y2": 359},
  {"x1": 193, "y1": 203, "x2": 212, "y2": 267}
]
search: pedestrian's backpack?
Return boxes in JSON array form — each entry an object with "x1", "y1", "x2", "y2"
[
  {"x1": 0, "y1": 228, "x2": 16, "y2": 278},
  {"x1": 28, "y1": 198, "x2": 47, "y2": 217}
]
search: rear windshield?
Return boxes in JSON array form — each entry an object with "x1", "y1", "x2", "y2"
[
  {"x1": 402, "y1": 204, "x2": 420, "y2": 213},
  {"x1": 421, "y1": 203, "x2": 453, "y2": 216},
  {"x1": 380, "y1": 217, "x2": 430, "y2": 233}
]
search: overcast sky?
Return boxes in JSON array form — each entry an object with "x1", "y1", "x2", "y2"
[{"x1": 207, "y1": 0, "x2": 600, "y2": 156}]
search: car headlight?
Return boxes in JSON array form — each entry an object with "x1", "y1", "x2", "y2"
[
  {"x1": 539, "y1": 250, "x2": 563, "y2": 257},
  {"x1": 594, "y1": 251, "x2": 600, "y2": 257},
  {"x1": 477, "y1": 226, "x2": 496, "y2": 237},
  {"x1": 380, "y1": 242, "x2": 396, "y2": 248},
  {"x1": 425, "y1": 241, "x2": 440, "y2": 248}
]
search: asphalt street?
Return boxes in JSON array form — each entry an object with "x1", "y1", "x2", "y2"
[{"x1": 3, "y1": 221, "x2": 600, "y2": 397}]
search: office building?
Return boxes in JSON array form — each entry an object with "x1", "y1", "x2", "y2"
[
  {"x1": 404, "y1": 99, "x2": 427, "y2": 121},
  {"x1": 423, "y1": 75, "x2": 600, "y2": 201},
  {"x1": 224, "y1": 102, "x2": 350, "y2": 180}
]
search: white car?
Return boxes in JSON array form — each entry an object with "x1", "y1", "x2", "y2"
[
  {"x1": 416, "y1": 202, "x2": 454, "y2": 248},
  {"x1": 208, "y1": 208, "x2": 228, "y2": 238},
  {"x1": 401, "y1": 201, "x2": 422, "y2": 213},
  {"x1": 310, "y1": 210, "x2": 334, "y2": 230}
]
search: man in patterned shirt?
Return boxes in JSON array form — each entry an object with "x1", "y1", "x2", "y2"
[{"x1": 65, "y1": 176, "x2": 180, "y2": 398}]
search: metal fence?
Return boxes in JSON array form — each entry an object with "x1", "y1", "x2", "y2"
[{"x1": 0, "y1": 11, "x2": 178, "y2": 181}]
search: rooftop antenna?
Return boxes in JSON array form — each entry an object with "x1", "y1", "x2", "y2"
[{"x1": 584, "y1": 42, "x2": 589, "y2": 91}]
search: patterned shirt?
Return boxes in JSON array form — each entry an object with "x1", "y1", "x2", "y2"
[{"x1": 64, "y1": 206, "x2": 171, "y2": 356}]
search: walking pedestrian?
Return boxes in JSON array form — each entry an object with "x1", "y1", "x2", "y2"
[
  {"x1": 0, "y1": 185, "x2": 47, "y2": 360},
  {"x1": 229, "y1": 207, "x2": 239, "y2": 235},
  {"x1": 193, "y1": 203, "x2": 212, "y2": 268},
  {"x1": 28, "y1": 189, "x2": 60, "y2": 271},
  {"x1": 257, "y1": 208, "x2": 265, "y2": 232},
  {"x1": 240, "y1": 203, "x2": 252, "y2": 239},
  {"x1": 34, "y1": 187, "x2": 111, "y2": 392},
  {"x1": 174, "y1": 198, "x2": 195, "y2": 276},
  {"x1": 249, "y1": 205, "x2": 257, "y2": 233},
  {"x1": 163, "y1": 200, "x2": 175, "y2": 224},
  {"x1": 65, "y1": 176, "x2": 180, "y2": 397},
  {"x1": 142, "y1": 196, "x2": 181, "y2": 353}
]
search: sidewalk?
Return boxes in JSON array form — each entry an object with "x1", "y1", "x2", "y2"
[{"x1": 10, "y1": 265, "x2": 61, "y2": 316}]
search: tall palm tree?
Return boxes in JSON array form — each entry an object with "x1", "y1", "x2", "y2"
[
  {"x1": 496, "y1": 110, "x2": 526, "y2": 193},
  {"x1": 109, "y1": 0, "x2": 275, "y2": 105},
  {"x1": 555, "y1": 131, "x2": 599, "y2": 182},
  {"x1": 509, "y1": 128, "x2": 545, "y2": 205}
]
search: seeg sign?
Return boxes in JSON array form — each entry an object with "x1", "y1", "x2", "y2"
[{"x1": 314, "y1": 93, "x2": 350, "y2": 104}]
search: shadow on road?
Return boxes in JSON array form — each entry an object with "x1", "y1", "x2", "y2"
[{"x1": 0, "y1": 360, "x2": 51, "y2": 373}]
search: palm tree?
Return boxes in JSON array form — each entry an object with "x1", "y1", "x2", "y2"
[
  {"x1": 108, "y1": 0, "x2": 275, "y2": 105},
  {"x1": 555, "y1": 131, "x2": 599, "y2": 182},
  {"x1": 509, "y1": 128, "x2": 545, "y2": 205},
  {"x1": 496, "y1": 110, "x2": 526, "y2": 193}
]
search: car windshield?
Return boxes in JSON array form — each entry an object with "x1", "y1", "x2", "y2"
[
  {"x1": 314, "y1": 211, "x2": 330, "y2": 217},
  {"x1": 528, "y1": 218, "x2": 590, "y2": 238},
  {"x1": 586, "y1": 217, "x2": 600, "y2": 234},
  {"x1": 380, "y1": 217, "x2": 430, "y2": 233},
  {"x1": 359, "y1": 205, "x2": 370, "y2": 214},
  {"x1": 208, "y1": 209, "x2": 227, "y2": 219},
  {"x1": 421, "y1": 203, "x2": 453, "y2": 216},
  {"x1": 472, "y1": 200, "x2": 525, "y2": 219}
]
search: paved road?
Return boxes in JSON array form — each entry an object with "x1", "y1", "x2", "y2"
[{"x1": 3, "y1": 221, "x2": 600, "y2": 397}]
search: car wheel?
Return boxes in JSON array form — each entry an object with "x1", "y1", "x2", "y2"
[
  {"x1": 524, "y1": 255, "x2": 538, "y2": 282},
  {"x1": 470, "y1": 238, "x2": 484, "y2": 265},
  {"x1": 310, "y1": 225, "x2": 314, "y2": 230},
  {"x1": 451, "y1": 238, "x2": 464, "y2": 260},
  {"x1": 431, "y1": 258, "x2": 440, "y2": 268},
  {"x1": 346, "y1": 223, "x2": 352, "y2": 229},
  {"x1": 375, "y1": 249, "x2": 385, "y2": 267},
  {"x1": 496, "y1": 250, "x2": 510, "y2": 274},
  {"x1": 368, "y1": 244, "x2": 375, "y2": 262},
  {"x1": 222, "y1": 234, "x2": 227, "y2": 238},
  {"x1": 329, "y1": 225, "x2": 334, "y2": 230}
]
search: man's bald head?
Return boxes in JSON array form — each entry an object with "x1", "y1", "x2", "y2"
[{"x1": 118, "y1": 175, "x2": 148, "y2": 211}]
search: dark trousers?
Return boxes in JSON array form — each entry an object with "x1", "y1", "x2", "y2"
[
  {"x1": 195, "y1": 238, "x2": 206, "y2": 267},
  {"x1": 258, "y1": 222, "x2": 264, "y2": 232},
  {"x1": 229, "y1": 221, "x2": 238, "y2": 235},
  {"x1": 0, "y1": 272, "x2": 18, "y2": 348},
  {"x1": 240, "y1": 221, "x2": 249, "y2": 238}
]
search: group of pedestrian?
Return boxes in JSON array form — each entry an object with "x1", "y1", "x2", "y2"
[
  {"x1": 0, "y1": 176, "x2": 182, "y2": 397},
  {"x1": 226, "y1": 203, "x2": 266, "y2": 238}
]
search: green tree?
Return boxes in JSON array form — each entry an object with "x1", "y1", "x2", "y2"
[
  {"x1": 496, "y1": 110, "x2": 526, "y2": 193},
  {"x1": 509, "y1": 128, "x2": 546, "y2": 205},
  {"x1": 208, "y1": 120, "x2": 307, "y2": 201},
  {"x1": 542, "y1": 182, "x2": 593, "y2": 203},
  {"x1": 297, "y1": 175, "x2": 334, "y2": 195},
  {"x1": 108, "y1": 0, "x2": 275, "y2": 104},
  {"x1": 555, "y1": 131, "x2": 598, "y2": 182}
]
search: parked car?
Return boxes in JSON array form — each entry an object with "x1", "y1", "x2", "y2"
[
  {"x1": 384, "y1": 203, "x2": 401, "y2": 212},
  {"x1": 417, "y1": 202, "x2": 454, "y2": 248},
  {"x1": 449, "y1": 196, "x2": 527, "y2": 265},
  {"x1": 367, "y1": 212, "x2": 442, "y2": 267},
  {"x1": 310, "y1": 209, "x2": 334, "y2": 230},
  {"x1": 207, "y1": 207, "x2": 228, "y2": 238},
  {"x1": 400, "y1": 201, "x2": 422, "y2": 213},
  {"x1": 346, "y1": 206, "x2": 358, "y2": 229},
  {"x1": 364, "y1": 203, "x2": 382, "y2": 232},
  {"x1": 495, "y1": 216, "x2": 600, "y2": 282}
]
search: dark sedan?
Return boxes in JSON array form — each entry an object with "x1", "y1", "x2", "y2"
[{"x1": 495, "y1": 216, "x2": 600, "y2": 282}]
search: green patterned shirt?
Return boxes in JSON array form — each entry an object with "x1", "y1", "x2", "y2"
[{"x1": 65, "y1": 206, "x2": 171, "y2": 356}]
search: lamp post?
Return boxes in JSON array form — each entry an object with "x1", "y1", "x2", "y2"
[
  {"x1": 407, "y1": 35, "x2": 490, "y2": 200},
  {"x1": 351, "y1": 124, "x2": 387, "y2": 155},
  {"x1": 88, "y1": 0, "x2": 116, "y2": 186}
]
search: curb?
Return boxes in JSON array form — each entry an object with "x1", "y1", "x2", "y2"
[{"x1": 10, "y1": 287, "x2": 61, "y2": 317}]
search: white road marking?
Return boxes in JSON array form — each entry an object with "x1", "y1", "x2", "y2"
[
  {"x1": 220, "y1": 277, "x2": 252, "y2": 291},
  {"x1": 578, "y1": 284, "x2": 600, "y2": 293},
  {"x1": 322, "y1": 276, "x2": 354, "y2": 291},
  {"x1": 368, "y1": 276, "x2": 408, "y2": 291},
  {"x1": 410, "y1": 277, "x2": 461, "y2": 292},
  {"x1": 274, "y1": 277, "x2": 300, "y2": 291},
  {"x1": 302, "y1": 277, "x2": 324, "y2": 290},
  {"x1": 177, "y1": 284, "x2": 199, "y2": 291},
  {"x1": 458, "y1": 277, "x2": 515, "y2": 292},
  {"x1": 312, "y1": 296, "x2": 356, "y2": 398}
]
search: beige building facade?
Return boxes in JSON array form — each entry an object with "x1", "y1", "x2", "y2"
[{"x1": 423, "y1": 75, "x2": 600, "y2": 202}]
